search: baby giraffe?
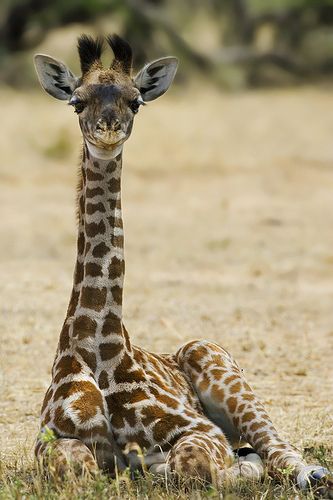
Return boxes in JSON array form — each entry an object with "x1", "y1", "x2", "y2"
[{"x1": 33, "y1": 34, "x2": 331, "y2": 492}]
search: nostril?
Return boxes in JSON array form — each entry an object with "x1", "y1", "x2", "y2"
[
  {"x1": 113, "y1": 120, "x2": 121, "y2": 132},
  {"x1": 96, "y1": 119, "x2": 106, "y2": 132}
]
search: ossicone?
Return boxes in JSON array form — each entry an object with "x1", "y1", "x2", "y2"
[
  {"x1": 77, "y1": 33, "x2": 133, "y2": 76},
  {"x1": 107, "y1": 34, "x2": 133, "y2": 75},
  {"x1": 77, "y1": 34, "x2": 104, "y2": 74}
]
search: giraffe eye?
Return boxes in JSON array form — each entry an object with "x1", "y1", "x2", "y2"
[
  {"x1": 129, "y1": 97, "x2": 144, "y2": 114},
  {"x1": 73, "y1": 102, "x2": 85, "y2": 114},
  {"x1": 129, "y1": 99, "x2": 140, "y2": 114},
  {"x1": 69, "y1": 96, "x2": 85, "y2": 114}
]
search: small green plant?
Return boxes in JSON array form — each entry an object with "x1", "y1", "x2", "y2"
[
  {"x1": 39, "y1": 426, "x2": 57, "y2": 445},
  {"x1": 276, "y1": 465, "x2": 295, "y2": 480}
]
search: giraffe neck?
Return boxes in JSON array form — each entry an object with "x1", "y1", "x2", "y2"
[{"x1": 63, "y1": 143, "x2": 131, "y2": 358}]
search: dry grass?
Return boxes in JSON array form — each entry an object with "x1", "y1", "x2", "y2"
[{"x1": 1, "y1": 83, "x2": 333, "y2": 498}]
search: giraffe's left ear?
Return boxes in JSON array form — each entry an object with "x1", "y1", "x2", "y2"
[
  {"x1": 134, "y1": 57, "x2": 178, "y2": 102},
  {"x1": 34, "y1": 54, "x2": 78, "y2": 100}
]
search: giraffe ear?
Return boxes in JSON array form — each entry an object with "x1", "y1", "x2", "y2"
[
  {"x1": 34, "y1": 54, "x2": 78, "y2": 100},
  {"x1": 134, "y1": 57, "x2": 178, "y2": 102}
]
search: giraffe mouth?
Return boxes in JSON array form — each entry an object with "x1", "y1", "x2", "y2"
[{"x1": 93, "y1": 130, "x2": 127, "y2": 148}]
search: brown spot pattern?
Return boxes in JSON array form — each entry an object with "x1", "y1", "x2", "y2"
[
  {"x1": 211, "y1": 384, "x2": 225, "y2": 401},
  {"x1": 107, "y1": 216, "x2": 122, "y2": 228},
  {"x1": 101, "y1": 312, "x2": 122, "y2": 336},
  {"x1": 59, "y1": 324, "x2": 70, "y2": 352},
  {"x1": 86, "y1": 202, "x2": 106, "y2": 214},
  {"x1": 86, "y1": 169, "x2": 103, "y2": 181},
  {"x1": 77, "y1": 232, "x2": 85, "y2": 255},
  {"x1": 86, "y1": 186, "x2": 104, "y2": 198},
  {"x1": 73, "y1": 315, "x2": 97, "y2": 334},
  {"x1": 85, "y1": 262, "x2": 103, "y2": 277},
  {"x1": 77, "y1": 347, "x2": 97, "y2": 372},
  {"x1": 153, "y1": 414, "x2": 188, "y2": 442},
  {"x1": 54, "y1": 406, "x2": 76, "y2": 435},
  {"x1": 107, "y1": 177, "x2": 120, "y2": 193},
  {"x1": 98, "y1": 370, "x2": 109, "y2": 389},
  {"x1": 227, "y1": 396, "x2": 238, "y2": 413},
  {"x1": 108, "y1": 256, "x2": 124, "y2": 280},
  {"x1": 54, "y1": 356, "x2": 82, "y2": 384},
  {"x1": 92, "y1": 242, "x2": 110, "y2": 257},
  {"x1": 111, "y1": 285, "x2": 122, "y2": 305},
  {"x1": 71, "y1": 383, "x2": 104, "y2": 420},
  {"x1": 85, "y1": 220, "x2": 106, "y2": 237},
  {"x1": 99, "y1": 341, "x2": 124, "y2": 361},
  {"x1": 80, "y1": 286, "x2": 107, "y2": 311}
]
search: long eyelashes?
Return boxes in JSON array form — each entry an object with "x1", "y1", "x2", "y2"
[
  {"x1": 68, "y1": 95, "x2": 86, "y2": 114},
  {"x1": 74, "y1": 102, "x2": 85, "y2": 114},
  {"x1": 129, "y1": 100, "x2": 140, "y2": 114},
  {"x1": 129, "y1": 96, "x2": 145, "y2": 114}
]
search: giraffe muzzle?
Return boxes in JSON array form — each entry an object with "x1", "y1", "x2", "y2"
[
  {"x1": 94, "y1": 119, "x2": 126, "y2": 146},
  {"x1": 96, "y1": 118, "x2": 122, "y2": 133}
]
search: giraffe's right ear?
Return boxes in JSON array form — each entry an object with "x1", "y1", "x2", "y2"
[
  {"x1": 134, "y1": 57, "x2": 178, "y2": 102},
  {"x1": 34, "y1": 54, "x2": 78, "y2": 100}
]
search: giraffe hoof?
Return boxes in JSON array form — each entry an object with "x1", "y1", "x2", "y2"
[
  {"x1": 310, "y1": 469, "x2": 333, "y2": 499},
  {"x1": 149, "y1": 463, "x2": 170, "y2": 476},
  {"x1": 297, "y1": 465, "x2": 331, "y2": 491},
  {"x1": 311, "y1": 468, "x2": 328, "y2": 482}
]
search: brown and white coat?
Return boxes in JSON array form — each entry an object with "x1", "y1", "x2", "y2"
[{"x1": 33, "y1": 34, "x2": 331, "y2": 491}]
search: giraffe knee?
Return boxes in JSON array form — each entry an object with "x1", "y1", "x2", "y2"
[
  {"x1": 168, "y1": 432, "x2": 233, "y2": 483},
  {"x1": 176, "y1": 339, "x2": 231, "y2": 369},
  {"x1": 168, "y1": 446, "x2": 214, "y2": 482}
]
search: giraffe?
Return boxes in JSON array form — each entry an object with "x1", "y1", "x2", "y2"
[{"x1": 33, "y1": 34, "x2": 332, "y2": 492}]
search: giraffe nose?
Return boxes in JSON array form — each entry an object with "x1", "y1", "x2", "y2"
[
  {"x1": 96, "y1": 118, "x2": 121, "y2": 133},
  {"x1": 96, "y1": 118, "x2": 107, "y2": 132}
]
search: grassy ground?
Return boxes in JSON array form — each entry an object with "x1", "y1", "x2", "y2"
[{"x1": 0, "y1": 83, "x2": 333, "y2": 498}]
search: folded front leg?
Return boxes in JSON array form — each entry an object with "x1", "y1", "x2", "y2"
[{"x1": 35, "y1": 438, "x2": 98, "y2": 477}]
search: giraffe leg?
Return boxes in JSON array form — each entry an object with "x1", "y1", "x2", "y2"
[
  {"x1": 176, "y1": 340, "x2": 331, "y2": 490},
  {"x1": 149, "y1": 431, "x2": 263, "y2": 486},
  {"x1": 35, "y1": 438, "x2": 98, "y2": 477},
  {"x1": 38, "y1": 378, "x2": 127, "y2": 477},
  {"x1": 168, "y1": 430, "x2": 233, "y2": 484},
  {"x1": 36, "y1": 433, "x2": 127, "y2": 478}
]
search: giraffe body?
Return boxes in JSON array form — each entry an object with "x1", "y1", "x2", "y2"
[{"x1": 33, "y1": 34, "x2": 331, "y2": 493}]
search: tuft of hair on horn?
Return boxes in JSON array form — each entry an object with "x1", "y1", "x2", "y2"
[
  {"x1": 77, "y1": 34, "x2": 104, "y2": 74},
  {"x1": 107, "y1": 34, "x2": 133, "y2": 74}
]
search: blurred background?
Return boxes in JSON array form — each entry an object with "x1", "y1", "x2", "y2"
[
  {"x1": 2, "y1": 0, "x2": 333, "y2": 88},
  {"x1": 1, "y1": 0, "x2": 333, "y2": 461}
]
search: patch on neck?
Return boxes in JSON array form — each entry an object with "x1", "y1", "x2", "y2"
[{"x1": 86, "y1": 141, "x2": 123, "y2": 160}]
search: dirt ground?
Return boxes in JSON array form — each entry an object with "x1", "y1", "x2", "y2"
[{"x1": 0, "y1": 84, "x2": 333, "y2": 467}]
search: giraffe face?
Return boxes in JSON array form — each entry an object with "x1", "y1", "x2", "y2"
[
  {"x1": 70, "y1": 71, "x2": 142, "y2": 151},
  {"x1": 34, "y1": 34, "x2": 178, "y2": 157}
]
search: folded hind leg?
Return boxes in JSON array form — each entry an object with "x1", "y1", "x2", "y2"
[
  {"x1": 176, "y1": 340, "x2": 330, "y2": 490},
  {"x1": 149, "y1": 430, "x2": 264, "y2": 486}
]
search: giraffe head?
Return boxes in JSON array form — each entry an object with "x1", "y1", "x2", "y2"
[{"x1": 34, "y1": 34, "x2": 178, "y2": 159}]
